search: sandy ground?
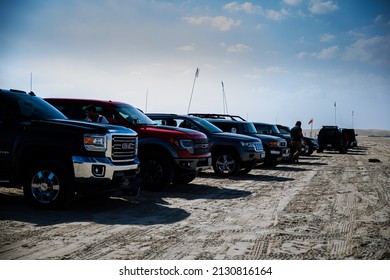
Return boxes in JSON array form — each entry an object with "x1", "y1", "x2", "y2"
[{"x1": 0, "y1": 137, "x2": 389, "y2": 260}]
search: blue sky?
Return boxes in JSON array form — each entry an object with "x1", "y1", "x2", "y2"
[{"x1": 1, "y1": 0, "x2": 390, "y2": 130}]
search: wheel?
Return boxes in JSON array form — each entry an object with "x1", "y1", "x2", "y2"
[
  {"x1": 239, "y1": 166, "x2": 252, "y2": 175},
  {"x1": 339, "y1": 146, "x2": 348, "y2": 154},
  {"x1": 212, "y1": 151, "x2": 240, "y2": 177},
  {"x1": 23, "y1": 159, "x2": 74, "y2": 209},
  {"x1": 139, "y1": 152, "x2": 174, "y2": 190},
  {"x1": 172, "y1": 172, "x2": 197, "y2": 185}
]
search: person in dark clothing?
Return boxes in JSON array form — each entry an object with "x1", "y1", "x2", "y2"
[{"x1": 290, "y1": 121, "x2": 303, "y2": 163}]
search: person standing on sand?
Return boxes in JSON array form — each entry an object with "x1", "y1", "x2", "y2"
[{"x1": 290, "y1": 121, "x2": 303, "y2": 163}]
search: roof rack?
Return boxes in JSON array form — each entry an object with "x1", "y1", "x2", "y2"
[{"x1": 189, "y1": 113, "x2": 246, "y2": 121}]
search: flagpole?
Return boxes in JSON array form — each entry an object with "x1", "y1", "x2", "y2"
[
  {"x1": 187, "y1": 68, "x2": 199, "y2": 114},
  {"x1": 221, "y1": 81, "x2": 228, "y2": 114},
  {"x1": 145, "y1": 90, "x2": 148, "y2": 113},
  {"x1": 334, "y1": 101, "x2": 337, "y2": 126},
  {"x1": 30, "y1": 72, "x2": 33, "y2": 92}
]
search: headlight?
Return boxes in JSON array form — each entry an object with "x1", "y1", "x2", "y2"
[
  {"x1": 84, "y1": 134, "x2": 107, "y2": 151},
  {"x1": 240, "y1": 141, "x2": 257, "y2": 151},
  {"x1": 267, "y1": 141, "x2": 278, "y2": 147},
  {"x1": 174, "y1": 139, "x2": 194, "y2": 153}
]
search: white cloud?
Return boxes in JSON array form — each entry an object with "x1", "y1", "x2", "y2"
[
  {"x1": 344, "y1": 34, "x2": 390, "y2": 67},
  {"x1": 265, "y1": 9, "x2": 289, "y2": 21},
  {"x1": 316, "y1": 45, "x2": 339, "y2": 59},
  {"x1": 221, "y1": 43, "x2": 252, "y2": 53},
  {"x1": 177, "y1": 44, "x2": 195, "y2": 51},
  {"x1": 309, "y1": 0, "x2": 339, "y2": 14},
  {"x1": 298, "y1": 45, "x2": 339, "y2": 59},
  {"x1": 374, "y1": 14, "x2": 390, "y2": 26},
  {"x1": 320, "y1": 33, "x2": 335, "y2": 42},
  {"x1": 183, "y1": 16, "x2": 241, "y2": 31},
  {"x1": 265, "y1": 66, "x2": 284, "y2": 73},
  {"x1": 282, "y1": 0, "x2": 303, "y2": 6},
  {"x1": 223, "y1": 2, "x2": 262, "y2": 14}
]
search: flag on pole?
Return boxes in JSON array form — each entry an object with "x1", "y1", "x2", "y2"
[
  {"x1": 308, "y1": 118, "x2": 313, "y2": 125},
  {"x1": 195, "y1": 67, "x2": 199, "y2": 78},
  {"x1": 334, "y1": 102, "x2": 336, "y2": 107}
]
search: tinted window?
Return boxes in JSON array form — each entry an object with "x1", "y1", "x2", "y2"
[{"x1": 16, "y1": 95, "x2": 66, "y2": 120}]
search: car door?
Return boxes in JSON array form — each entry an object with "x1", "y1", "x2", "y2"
[{"x1": 0, "y1": 99, "x2": 18, "y2": 182}]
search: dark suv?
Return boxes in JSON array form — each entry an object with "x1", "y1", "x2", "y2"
[
  {"x1": 317, "y1": 126, "x2": 348, "y2": 154},
  {"x1": 0, "y1": 89, "x2": 139, "y2": 208},
  {"x1": 252, "y1": 122, "x2": 291, "y2": 160},
  {"x1": 45, "y1": 98, "x2": 211, "y2": 190},
  {"x1": 189, "y1": 114, "x2": 288, "y2": 166},
  {"x1": 147, "y1": 114, "x2": 265, "y2": 176}
]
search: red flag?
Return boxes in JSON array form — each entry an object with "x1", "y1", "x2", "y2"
[{"x1": 308, "y1": 118, "x2": 313, "y2": 125}]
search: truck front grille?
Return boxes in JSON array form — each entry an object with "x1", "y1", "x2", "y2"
[
  {"x1": 193, "y1": 138, "x2": 209, "y2": 155},
  {"x1": 111, "y1": 135, "x2": 137, "y2": 162}
]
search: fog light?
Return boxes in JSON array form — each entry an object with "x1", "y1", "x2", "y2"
[
  {"x1": 92, "y1": 165, "x2": 105, "y2": 177},
  {"x1": 180, "y1": 161, "x2": 192, "y2": 168}
]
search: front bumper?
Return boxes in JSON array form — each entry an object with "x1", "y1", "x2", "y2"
[
  {"x1": 241, "y1": 150, "x2": 266, "y2": 167},
  {"x1": 174, "y1": 156, "x2": 212, "y2": 173},
  {"x1": 72, "y1": 156, "x2": 140, "y2": 191}
]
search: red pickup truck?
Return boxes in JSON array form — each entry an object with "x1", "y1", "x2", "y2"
[{"x1": 45, "y1": 98, "x2": 211, "y2": 190}]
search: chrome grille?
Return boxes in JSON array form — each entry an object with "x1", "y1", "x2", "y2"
[{"x1": 111, "y1": 135, "x2": 137, "y2": 161}]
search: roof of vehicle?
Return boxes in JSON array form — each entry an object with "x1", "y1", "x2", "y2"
[
  {"x1": 44, "y1": 98, "x2": 127, "y2": 106},
  {"x1": 0, "y1": 88, "x2": 36, "y2": 96},
  {"x1": 205, "y1": 118, "x2": 248, "y2": 124},
  {"x1": 189, "y1": 113, "x2": 246, "y2": 121}
]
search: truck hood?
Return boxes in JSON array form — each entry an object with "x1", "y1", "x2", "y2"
[
  {"x1": 213, "y1": 131, "x2": 261, "y2": 142},
  {"x1": 249, "y1": 133, "x2": 283, "y2": 142},
  {"x1": 137, "y1": 124, "x2": 207, "y2": 140},
  {"x1": 31, "y1": 119, "x2": 137, "y2": 135}
]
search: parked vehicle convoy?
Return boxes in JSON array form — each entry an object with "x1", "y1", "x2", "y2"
[
  {"x1": 317, "y1": 125, "x2": 349, "y2": 154},
  {"x1": 189, "y1": 114, "x2": 288, "y2": 167},
  {"x1": 0, "y1": 89, "x2": 140, "y2": 208},
  {"x1": 147, "y1": 113, "x2": 265, "y2": 176},
  {"x1": 45, "y1": 98, "x2": 211, "y2": 190}
]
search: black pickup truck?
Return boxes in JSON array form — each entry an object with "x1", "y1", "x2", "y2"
[{"x1": 0, "y1": 89, "x2": 139, "y2": 208}]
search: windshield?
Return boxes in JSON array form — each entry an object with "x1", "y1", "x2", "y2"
[
  {"x1": 242, "y1": 122, "x2": 258, "y2": 134},
  {"x1": 113, "y1": 104, "x2": 155, "y2": 125},
  {"x1": 270, "y1": 124, "x2": 281, "y2": 134},
  {"x1": 278, "y1": 125, "x2": 290, "y2": 134},
  {"x1": 191, "y1": 117, "x2": 223, "y2": 133},
  {"x1": 253, "y1": 123, "x2": 281, "y2": 135},
  {"x1": 18, "y1": 95, "x2": 67, "y2": 120}
]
